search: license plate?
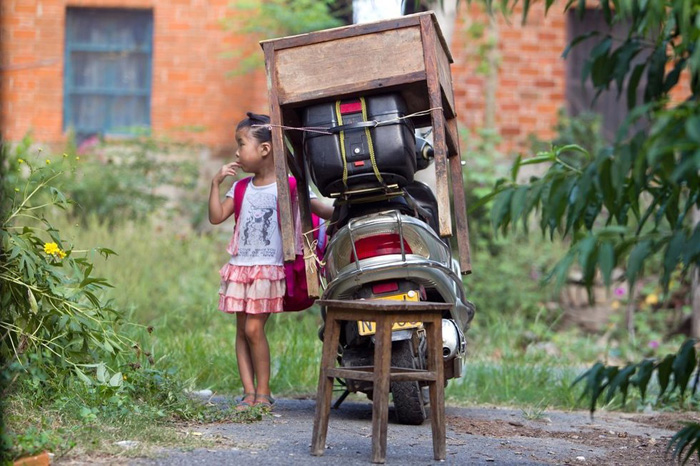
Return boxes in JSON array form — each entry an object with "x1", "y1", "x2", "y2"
[{"x1": 357, "y1": 292, "x2": 422, "y2": 336}]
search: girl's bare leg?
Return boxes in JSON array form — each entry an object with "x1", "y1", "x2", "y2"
[
  {"x1": 244, "y1": 313, "x2": 271, "y2": 397},
  {"x1": 235, "y1": 313, "x2": 256, "y2": 401}
]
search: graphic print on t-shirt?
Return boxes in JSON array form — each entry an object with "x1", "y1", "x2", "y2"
[{"x1": 240, "y1": 192, "x2": 277, "y2": 259}]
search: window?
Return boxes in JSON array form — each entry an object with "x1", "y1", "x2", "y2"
[
  {"x1": 566, "y1": 9, "x2": 647, "y2": 141},
  {"x1": 64, "y1": 8, "x2": 153, "y2": 140}
]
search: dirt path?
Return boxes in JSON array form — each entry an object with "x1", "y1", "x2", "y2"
[{"x1": 126, "y1": 396, "x2": 698, "y2": 465}]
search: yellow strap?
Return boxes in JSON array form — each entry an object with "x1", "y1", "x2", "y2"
[
  {"x1": 335, "y1": 97, "x2": 385, "y2": 190},
  {"x1": 359, "y1": 96, "x2": 384, "y2": 184},
  {"x1": 335, "y1": 100, "x2": 349, "y2": 189}
]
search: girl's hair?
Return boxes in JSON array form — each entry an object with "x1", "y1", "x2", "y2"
[{"x1": 236, "y1": 112, "x2": 272, "y2": 143}]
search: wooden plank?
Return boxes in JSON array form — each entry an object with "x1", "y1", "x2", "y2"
[
  {"x1": 434, "y1": 26, "x2": 456, "y2": 119},
  {"x1": 325, "y1": 367, "x2": 438, "y2": 382},
  {"x1": 264, "y1": 42, "x2": 296, "y2": 262},
  {"x1": 445, "y1": 114, "x2": 460, "y2": 158},
  {"x1": 311, "y1": 312, "x2": 342, "y2": 456},
  {"x1": 426, "y1": 319, "x2": 446, "y2": 460},
  {"x1": 277, "y1": 72, "x2": 427, "y2": 107},
  {"x1": 447, "y1": 118, "x2": 472, "y2": 274},
  {"x1": 318, "y1": 299, "x2": 452, "y2": 312},
  {"x1": 261, "y1": 13, "x2": 423, "y2": 51},
  {"x1": 371, "y1": 316, "x2": 392, "y2": 464},
  {"x1": 420, "y1": 15, "x2": 452, "y2": 238},
  {"x1": 275, "y1": 27, "x2": 425, "y2": 104}
]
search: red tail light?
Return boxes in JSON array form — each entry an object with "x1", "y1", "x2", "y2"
[{"x1": 351, "y1": 234, "x2": 412, "y2": 262}]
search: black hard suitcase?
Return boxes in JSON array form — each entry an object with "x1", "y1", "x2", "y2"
[{"x1": 302, "y1": 93, "x2": 416, "y2": 197}]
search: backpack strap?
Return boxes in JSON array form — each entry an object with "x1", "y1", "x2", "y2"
[{"x1": 233, "y1": 176, "x2": 253, "y2": 222}]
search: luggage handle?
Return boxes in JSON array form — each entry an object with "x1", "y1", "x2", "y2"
[{"x1": 327, "y1": 120, "x2": 379, "y2": 134}]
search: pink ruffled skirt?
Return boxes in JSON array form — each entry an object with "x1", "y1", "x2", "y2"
[{"x1": 218, "y1": 264, "x2": 286, "y2": 314}]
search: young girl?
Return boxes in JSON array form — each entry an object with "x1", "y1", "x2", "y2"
[{"x1": 208, "y1": 112, "x2": 333, "y2": 410}]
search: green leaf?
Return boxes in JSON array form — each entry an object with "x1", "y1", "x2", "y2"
[
  {"x1": 109, "y1": 372, "x2": 123, "y2": 388},
  {"x1": 601, "y1": 0, "x2": 612, "y2": 24},
  {"x1": 75, "y1": 368, "x2": 93, "y2": 386},
  {"x1": 630, "y1": 359, "x2": 655, "y2": 402},
  {"x1": 605, "y1": 364, "x2": 636, "y2": 406},
  {"x1": 491, "y1": 188, "x2": 514, "y2": 234},
  {"x1": 572, "y1": 361, "x2": 607, "y2": 415},
  {"x1": 562, "y1": 31, "x2": 599, "y2": 59},
  {"x1": 611, "y1": 41, "x2": 641, "y2": 97},
  {"x1": 576, "y1": 234, "x2": 597, "y2": 287},
  {"x1": 520, "y1": 153, "x2": 556, "y2": 166},
  {"x1": 662, "y1": 231, "x2": 685, "y2": 291},
  {"x1": 657, "y1": 354, "x2": 675, "y2": 401},
  {"x1": 668, "y1": 423, "x2": 700, "y2": 464},
  {"x1": 510, "y1": 186, "x2": 529, "y2": 228},
  {"x1": 672, "y1": 339, "x2": 697, "y2": 400},
  {"x1": 96, "y1": 363, "x2": 107, "y2": 383},
  {"x1": 626, "y1": 239, "x2": 653, "y2": 285},
  {"x1": 511, "y1": 154, "x2": 522, "y2": 181},
  {"x1": 626, "y1": 63, "x2": 646, "y2": 110},
  {"x1": 644, "y1": 44, "x2": 667, "y2": 103},
  {"x1": 598, "y1": 241, "x2": 615, "y2": 287},
  {"x1": 27, "y1": 288, "x2": 39, "y2": 314},
  {"x1": 686, "y1": 116, "x2": 700, "y2": 143}
]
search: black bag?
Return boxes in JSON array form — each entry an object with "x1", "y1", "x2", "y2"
[{"x1": 302, "y1": 93, "x2": 416, "y2": 197}]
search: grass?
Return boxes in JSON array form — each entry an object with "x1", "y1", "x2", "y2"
[
  {"x1": 55, "y1": 217, "x2": 688, "y2": 398},
  {"x1": 5, "y1": 215, "x2": 691, "y2": 460}
]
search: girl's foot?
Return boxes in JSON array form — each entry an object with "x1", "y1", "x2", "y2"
[
  {"x1": 254, "y1": 393, "x2": 275, "y2": 410},
  {"x1": 236, "y1": 393, "x2": 256, "y2": 411}
]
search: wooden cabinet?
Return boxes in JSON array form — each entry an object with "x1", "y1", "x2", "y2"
[{"x1": 261, "y1": 12, "x2": 471, "y2": 296}]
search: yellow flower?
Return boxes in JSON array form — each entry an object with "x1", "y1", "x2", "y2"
[
  {"x1": 75, "y1": 156, "x2": 80, "y2": 161},
  {"x1": 18, "y1": 158, "x2": 24, "y2": 164},
  {"x1": 645, "y1": 293, "x2": 659, "y2": 306},
  {"x1": 43, "y1": 242, "x2": 66, "y2": 259},
  {"x1": 44, "y1": 242, "x2": 59, "y2": 255},
  {"x1": 63, "y1": 153, "x2": 68, "y2": 158},
  {"x1": 45, "y1": 159, "x2": 51, "y2": 165},
  {"x1": 611, "y1": 300, "x2": 620, "y2": 310}
]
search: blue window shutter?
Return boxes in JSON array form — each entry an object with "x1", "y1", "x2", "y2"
[{"x1": 64, "y1": 8, "x2": 153, "y2": 140}]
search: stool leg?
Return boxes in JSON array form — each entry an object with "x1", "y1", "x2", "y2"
[
  {"x1": 426, "y1": 318, "x2": 446, "y2": 460},
  {"x1": 370, "y1": 316, "x2": 392, "y2": 464},
  {"x1": 311, "y1": 310, "x2": 341, "y2": 456}
]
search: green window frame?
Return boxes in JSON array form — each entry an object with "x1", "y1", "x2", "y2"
[{"x1": 64, "y1": 7, "x2": 153, "y2": 140}]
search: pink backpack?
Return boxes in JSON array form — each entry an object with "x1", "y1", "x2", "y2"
[{"x1": 233, "y1": 176, "x2": 326, "y2": 312}]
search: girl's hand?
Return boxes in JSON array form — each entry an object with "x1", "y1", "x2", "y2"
[{"x1": 213, "y1": 162, "x2": 241, "y2": 185}]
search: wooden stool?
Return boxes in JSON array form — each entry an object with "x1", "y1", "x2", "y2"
[{"x1": 311, "y1": 299, "x2": 451, "y2": 464}]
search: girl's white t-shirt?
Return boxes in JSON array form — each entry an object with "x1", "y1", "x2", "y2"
[{"x1": 225, "y1": 180, "x2": 317, "y2": 266}]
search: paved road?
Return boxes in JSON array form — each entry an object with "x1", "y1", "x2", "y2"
[{"x1": 132, "y1": 396, "x2": 676, "y2": 465}]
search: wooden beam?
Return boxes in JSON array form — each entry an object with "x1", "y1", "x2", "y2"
[
  {"x1": 421, "y1": 15, "x2": 452, "y2": 238},
  {"x1": 447, "y1": 119, "x2": 472, "y2": 274},
  {"x1": 263, "y1": 42, "x2": 296, "y2": 262}
]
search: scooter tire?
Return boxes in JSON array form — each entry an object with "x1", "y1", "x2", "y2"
[{"x1": 390, "y1": 339, "x2": 427, "y2": 425}]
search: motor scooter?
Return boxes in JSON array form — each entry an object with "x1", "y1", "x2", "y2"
[{"x1": 303, "y1": 98, "x2": 475, "y2": 424}]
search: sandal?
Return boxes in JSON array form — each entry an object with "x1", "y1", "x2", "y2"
[
  {"x1": 235, "y1": 392, "x2": 256, "y2": 404},
  {"x1": 254, "y1": 393, "x2": 275, "y2": 409},
  {"x1": 235, "y1": 393, "x2": 256, "y2": 411}
]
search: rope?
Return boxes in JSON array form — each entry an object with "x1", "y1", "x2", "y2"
[
  {"x1": 249, "y1": 106, "x2": 443, "y2": 136},
  {"x1": 302, "y1": 221, "x2": 336, "y2": 291}
]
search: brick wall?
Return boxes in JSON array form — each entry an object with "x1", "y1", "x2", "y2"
[
  {"x1": 450, "y1": 2, "x2": 568, "y2": 156},
  {"x1": 0, "y1": 0, "x2": 270, "y2": 155},
  {"x1": 6, "y1": 2, "x2": 676, "y2": 158}
]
